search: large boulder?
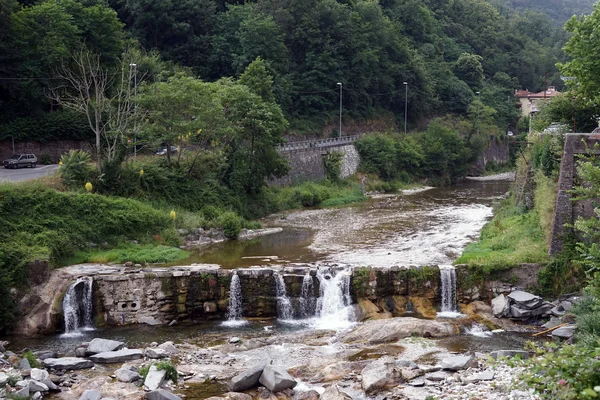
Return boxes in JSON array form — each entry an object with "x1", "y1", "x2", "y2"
[
  {"x1": 30, "y1": 368, "x2": 49, "y2": 382},
  {"x1": 440, "y1": 355, "x2": 475, "y2": 371},
  {"x1": 86, "y1": 339, "x2": 125, "y2": 355},
  {"x1": 80, "y1": 389, "x2": 102, "y2": 400},
  {"x1": 115, "y1": 367, "x2": 141, "y2": 383},
  {"x1": 258, "y1": 366, "x2": 297, "y2": 392},
  {"x1": 158, "y1": 342, "x2": 180, "y2": 355},
  {"x1": 507, "y1": 291, "x2": 543, "y2": 310},
  {"x1": 343, "y1": 317, "x2": 458, "y2": 344},
  {"x1": 89, "y1": 349, "x2": 143, "y2": 364},
  {"x1": 146, "y1": 348, "x2": 169, "y2": 359},
  {"x1": 28, "y1": 380, "x2": 49, "y2": 392},
  {"x1": 145, "y1": 389, "x2": 182, "y2": 400},
  {"x1": 361, "y1": 356, "x2": 400, "y2": 394},
  {"x1": 43, "y1": 357, "x2": 94, "y2": 370},
  {"x1": 228, "y1": 365, "x2": 265, "y2": 392},
  {"x1": 491, "y1": 294, "x2": 509, "y2": 317},
  {"x1": 144, "y1": 366, "x2": 166, "y2": 391},
  {"x1": 509, "y1": 303, "x2": 553, "y2": 319}
]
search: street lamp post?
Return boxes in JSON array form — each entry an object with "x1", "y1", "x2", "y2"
[
  {"x1": 337, "y1": 82, "x2": 342, "y2": 138},
  {"x1": 130, "y1": 63, "x2": 137, "y2": 159},
  {"x1": 475, "y1": 91, "x2": 481, "y2": 136},
  {"x1": 403, "y1": 82, "x2": 408, "y2": 134}
]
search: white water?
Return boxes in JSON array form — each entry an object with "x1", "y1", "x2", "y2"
[
  {"x1": 312, "y1": 268, "x2": 355, "y2": 330},
  {"x1": 223, "y1": 272, "x2": 248, "y2": 327},
  {"x1": 466, "y1": 323, "x2": 493, "y2": 338},
  {"x1": 299, "y1": 273, "x2": 316, "y2": 318},
  {"x1": 274, "y1": 273, "x2": 294, "y2": 320},
  {"x1": 62, "y1": 277, "x2": 94, "y2": 335},
  {"x1": 437, "y1": 266, "x2": 464, "y2": 318}
]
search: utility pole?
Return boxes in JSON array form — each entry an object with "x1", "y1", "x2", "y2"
[
  {"x1": 337, "y1": 82, "x2": 342, "y2": 138},
  {"x1": 130, "y1": 63, "x2": 137, "y2": 159},
  {"x1": 403, "y1": 82, "x2": 408, "y2": 134}
]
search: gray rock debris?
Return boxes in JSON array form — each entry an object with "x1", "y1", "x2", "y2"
[{"x1": 507, "y1": 291, "x2": 543, "y2": 310}]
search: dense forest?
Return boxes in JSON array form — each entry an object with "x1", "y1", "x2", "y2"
[
  {"x1": 0, "y1": 0, "x2": 582, "y2": 137},
  {"x1": 496, "y1": 0, "x2": 596, "y2": 24}
]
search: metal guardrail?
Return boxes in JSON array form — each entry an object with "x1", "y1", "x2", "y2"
[{"x1": 278, "y1": 134, "x2": 362, "y2": 151}]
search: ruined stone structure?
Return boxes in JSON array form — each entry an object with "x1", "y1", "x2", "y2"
[
  {"x1": 271, "y1": 136, "x2": 361, "y2": 186},
  {"x1": 550, "y1": 132, "x2": 600, "y2": 254},
  {"x1": 16, "y1": 261, "x2": 543, "y2": 335}
]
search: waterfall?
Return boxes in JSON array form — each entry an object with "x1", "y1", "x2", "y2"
[
  {"x1": 274, "y1": 273, "x2": 293, "y2": 320},
  {"x1": 312, "y1": 268, "x2": 354, "y2": 330},
  {"x1": 299, "y1": 273, "x2": 316, "y2": 318},
  {"x1": 437, "y1": 266, "x2": 463, "y2": 318},
  {"x1": 223, "y1": 272, "x2": 247, "y2": 326},
  {"x1": 62, "y1": 277, "x2": 94, "y2": 334}
]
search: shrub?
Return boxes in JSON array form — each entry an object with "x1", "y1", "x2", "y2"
[
  {"x1": 22, "y1": 350, "x2": 40, "y2": 368},
  {"x1": 40, "y1": 154, "x2": 52, "y2": 165},
  {"x1": 139, "y1": 360, "x2": 178, "y2": 383},
  {"x1": 218, "y1": 211, "x2": 242, "y2": 239},
  {"x1": 59, "y1": 150, "x2": 93, "y2": 189},
  {"x1": 323, "y1": 151, "x2": 344, "y2": 183}
]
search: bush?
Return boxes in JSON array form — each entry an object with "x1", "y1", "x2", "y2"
[
  {"x1": 22, "y1": 350, "x2": 40, "y2": 368},
  {"x1": 323, "y1": 151, "x2": 344, "y2": 183},
  {"x1": 139, "y1": 360, "x2": 178, "y2": 384},
  {"x1": 218, "y1": 211, "x2": 242, "y2": 239},
  {"x1": 40, "y1": 154, "x2": 52, "y2": 165},
  {"x1": 59, "y1": 150, "x2": 93, "y2": 189}
]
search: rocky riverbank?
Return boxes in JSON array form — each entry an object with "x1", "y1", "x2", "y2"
[{"x1": 0, "y1": 316, "x2": 553, "y2": 400}]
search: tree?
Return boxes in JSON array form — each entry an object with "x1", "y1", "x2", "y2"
[
  {"x1": 52, "y1": 50, "x2": 138, "y2": 171},
  {"x1": 238, "y1": 57, "x2": 275, "y2": 103},
  {"x1": 454, "y1": 53, "x2": 484, "y2": 91}
]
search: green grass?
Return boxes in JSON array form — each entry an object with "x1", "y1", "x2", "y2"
[
  {"x1": 64, "y1": 244, "x2": 189, "y2": 265},
  {"x1": 454, "y1": 197, "x2": 548, "y2": 269},
  {"x1": 268, "y1": 179, "x2": 368, "y2": 209}
]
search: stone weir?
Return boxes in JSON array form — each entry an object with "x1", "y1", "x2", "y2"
[{"x1": 18, "y1": 262, "x2": 539, "y2": 335}]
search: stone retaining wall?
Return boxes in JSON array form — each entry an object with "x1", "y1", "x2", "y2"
[{"x1": 0, "y1": 139, "x2": 91, "y2": 164}]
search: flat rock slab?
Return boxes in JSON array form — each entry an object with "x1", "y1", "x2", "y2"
[
  {"x1": 43, "y1": 357, "x2": 94, "y2": 370},
  {"x1": 90, "y1": 349, "x2": 143, "y2": 364},
  {"x1": 144, "y1": 366, "x2": 166, "y2": 391},
  {"x1": 552, "y1": 325, "x2": 576, "y2": 339},
  {"x1": 87, "y1": 338, "x2": 125, "y2": 355},
  {"x1": 440, "y1": 356, "x2": 475, "y2": 371},
  {"x1": 510, "y1": 303, "x2": 553, "y2": 319},
  {"x1": 466, "y1": 371, "x2": 495, "y2": 383},
  {"x1": 507, "y1": 291, "x2": 543, "y2": 310},
  {"x1": 343, "y1": 317, "x2": 459, "y2": 344}
]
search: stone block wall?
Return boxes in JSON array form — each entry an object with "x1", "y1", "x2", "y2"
[
  {"x1": 549, "y1": 133, "x2": 600, "y2": 254},
  {"x1": 0, "y1": 140, "x2": 91, "y2": 163}
]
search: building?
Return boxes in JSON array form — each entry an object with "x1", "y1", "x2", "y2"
[{"x1": 515, "y1": 86, "x2": 561, "y2": 118}]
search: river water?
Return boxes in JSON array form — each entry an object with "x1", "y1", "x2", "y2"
[{"x1": 182, "y1": 179, "x2": 511, "y2": 268}]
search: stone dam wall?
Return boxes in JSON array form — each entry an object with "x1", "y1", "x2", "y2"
[{"x1": 18, "y1": 262, "x2": 543, "y2": 335}]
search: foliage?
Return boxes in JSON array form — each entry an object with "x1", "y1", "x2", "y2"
[
  {"x1": 520, "y1": 341, "x2": 600, "y2": 400},
  {"x1": 59, "y1": 150, "x2": 93, "y2": 190},
  {"x1": 0, "y1": 110, "x2": 91, "y2": 142},
  {"x1": 218, "y1": 211, "x2": 242, "y2": 239},
  {"x1": 22, "y1": 350, "x2": 40, "y2": 368},
  {"x1": 64, "y1": 245, "x2": 188, "y2": 266},
  {"x1": 139, "y1": 360, "x2": 178, "y2": 384},
  {"x1": 531, "y1": 95, "x2": 597, "y2": 134},
  {"x1": 323, "y1": 151, "x2": 344, "y2": 183},
  {"x1": 530, "y1": 134, "x2": 564, "y2": 178}
]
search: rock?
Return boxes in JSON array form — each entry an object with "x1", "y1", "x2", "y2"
[
  {"x1": 228, "y1": 365, "x2": 265, "y2": 392},
  {"x1": 489, "y1": 350, "x2": 529, "y2": 360},
  {"x1": 13, "y1": 386, "x2": 30, "y2": 398},
  {"x1": 259, "y1": 366, "x2": 297, "y2": 393},
  {"x1": 29, "y1": 380, "x2": 49, "y2": 392},
  {"x1": 35, "y1": 351, "x2": 57, "y2": 360},
  {"x1": 145, "y1": 348, "x2": 169, "y2": 359},
  {"x1": 292, "y1": 390, "x2": 320, "y2": 400},
  {"x1": 343, "y1": 317, "x2": 458, "y2": 344},
  {"x1": 75, "y1": 348, "x2": 87, "y2": 358},
  {"x1": 204, "y1": 302, "x2": 218, "y2": 313},
  {"x1": 396, "y1": 359, "x2": 418, "y2": 369},
  {"x1": 542, "y1": 317, "x2": 562, "y2": 330},
  {"x1": 32, "y1": 392, "x2": 42, "y2": 400},
  {"x1": 465, "y1": 371, "x2": 495, "y2": 383},
  {"x1": 424, "y1": 372, "x2": 446, "y2": 382},
  {"x1": 400, "y1": 368, "x2": 424, "y2": 381},
  {"x1": 144, "y1": 366, "x2": 166, "y2": 391},
  {"x1": 509, "y1": 302, "x2": 553, "y2": 319},
  {"x1": 43, "y1": 357, "x2": 94, "y2": 370},
  {"x1": 223, "y1": 392, "x2": 253, "y2": 400},
  {"x1": 0, "y1": 372, "x2": 8, "y2": 386},
  {"x1": 361, "y1": 356, "x2": 400, "y2": 393},
  {"x1": 552, "y1": 325, "x2": 576, "y2": 339},
  {"x1": 41, "y1": 378, "x2": 59, "y2": 391},
  {"x1": 491, "y1": 294, "x2": 509, "y2": 317},
  {"x1": 507, "y1": 291, "x2": 543, "y2": 310},
  {"x1": 229, "y1": 337, "x2": 241, "y2": 344},
  {"x1": 17, "y1": 357, "x2": 31, "y2": 370},
  {"x1": 115, "y1": 367, "x2": 141, "y2": 383},
  {"x1": 158, "y1": 342, "x2": 180, "y2": 355},
  {"x1": 80, "y1": 389, "x2": 102, "y2": 400},
  {"x1": 89, "y1": 349, "x2": 143, "y2": 364},
  {"x1": 320, "y1": 384, "x2": 351, "y2": 400},
  {"x1": 561, "y1": 301, "x2": 573, "y2": 312},
  {"x1": 440, "y1": 355, "x2": 475, "y2": 371},
  {"x1": 31, "y1": 368, "x2": 49, "y2": 382},
  {"x1": 87, "y1": 339, "x2": 126, "y2": 355},
  {"x1": 145, "y1": 389, "x2": 182, "y2": 400}
]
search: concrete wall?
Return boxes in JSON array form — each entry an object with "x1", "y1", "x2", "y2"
[
  {"x1": 471, "y1": 136, "x2": 510, "y2": 175},
  {"x1": 0, "y1": 139, "x2": 91, "y2": 164},
  {"x1": 549, "y1": 133, "x2": 600, "y2": 254}
]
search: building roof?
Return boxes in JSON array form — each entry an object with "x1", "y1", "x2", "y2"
[{"x1": 515, "y1": 86, "x2": 560, "y2": 99}]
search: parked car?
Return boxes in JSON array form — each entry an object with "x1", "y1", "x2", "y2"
[
  {"x1": 3, "y1": 153, "x2": 37, "y2": 169},
  {"x1": 155, "y1": 146, "x2": 178, "y2": 155}
]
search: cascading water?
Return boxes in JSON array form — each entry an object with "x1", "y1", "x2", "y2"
[
  {"x1": 274, "y1": 273, "x2": 293, "y2": 320},
  {"x1": 437, "y1": 266, "x2": 463, "y2": 318},
  {"x1": 299, "y1": 273, "x2": 316, "y2": 318},
  {"x1": 223, "y1": 271, "x2": 247, "y2": 327},
  {"x1": 62, "y1": 277, "x2": 94, "y2": 334},
  {"x1": 313, "y1": 268, "x2": 355, "y2": 330}
]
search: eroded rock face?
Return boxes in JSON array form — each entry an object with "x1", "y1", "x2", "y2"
[{"x1": 342, "y1": 317, "x2": 459, "y2": 344}]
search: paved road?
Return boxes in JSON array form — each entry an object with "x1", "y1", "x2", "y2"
[{"x1": 0, "y1": 165, "x2": 60, "y2": 182}]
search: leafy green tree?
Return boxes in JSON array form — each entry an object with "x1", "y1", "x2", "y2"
[
  {"x1": 531, "y1": 94, "x2": 598, "y2": 133},
  {"x1": 238, "y1": 57, "x2": 276, "y2": 103},
  {"x1": 454, "y1": 53, "x2": 484, "y2": 91}
]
